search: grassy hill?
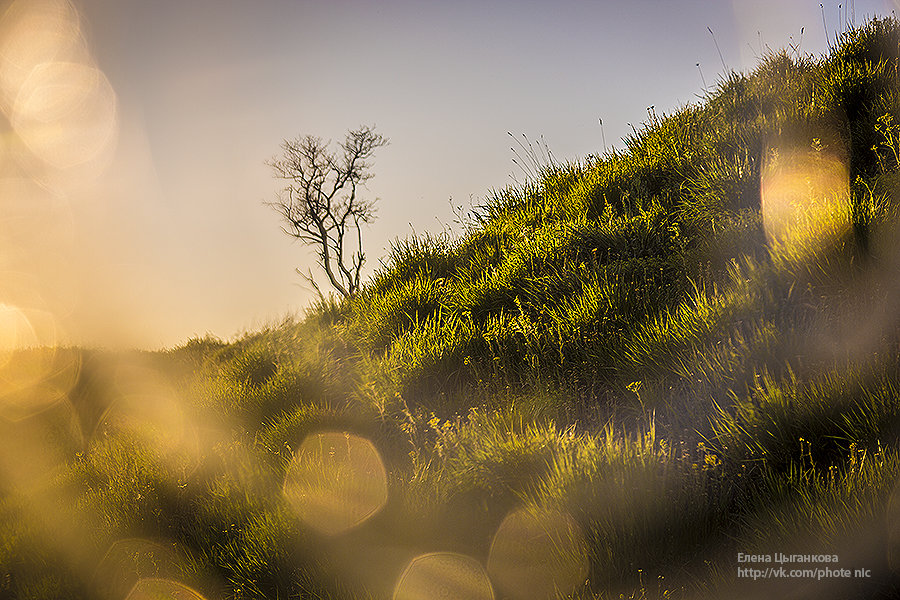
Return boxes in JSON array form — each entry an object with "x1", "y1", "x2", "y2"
[{"x1": 6, "y1": 17, "x2": 900, "y2": 600}]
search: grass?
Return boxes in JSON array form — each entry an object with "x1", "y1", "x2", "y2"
[{"x1": 7, "y1": 16, "x2": 900, "y2": 599}]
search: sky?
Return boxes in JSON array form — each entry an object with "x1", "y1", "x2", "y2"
[{"x1": 0, "y1": 0, "x2": 896, "y2": 350}]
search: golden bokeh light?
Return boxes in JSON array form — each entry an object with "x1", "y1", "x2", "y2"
[
  {"x1": 0, "y1": 347, "x2": 80, "y2": 422},
  {"x1": 125, "y1": 578, "x2": 208, "y2": 600},
  {"x1": 393, "y1": 552, "x2": 494, "y2": 600},
  {"x1": 94, "y1": 539, "x2": 189, "y2": 600},
  {"x1": 283, "y1": 431, "x2": 388, "y2": 536},
  {"x1": 0, "y1": 304, "x2": 80, "y2": 493},
  {"x1": 0, "y1": 303, "x2": 80, "y2": 422},
  {"x1": 487, "y1": 507, "x2": 589, "y2": 600},
  {"x1": 0, "y1": 0, "x2": 89, "y2": 111},
  {"x1": 93, "y1": 362, "x2": 201, "y2": 476},
  {"x1": 0, "y1": 0, "x2": 117, "y2": 186},
  {"x1": 12, "y1": 60, "x2": 117, "y2": 170},
  {"x1": 0, "y1": 301, "x2": 39, "y2": 351},
  {"x1": 761, "y1": 141, "x2": 850, "y2": 247},
  {"x1": 0, "y1": 0, "x2": 119, "y2": 365}
]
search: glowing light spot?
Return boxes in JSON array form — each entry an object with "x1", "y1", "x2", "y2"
[
  {"x1": 394, "y1": 552, "x2": 494, "y2": 600},
  {"x1": 0, "y1": 304, "x2": 79, "y2": 422},
  {"x1": 0, "y1": 0, "x2": 117, "y2": 184},
  {"x1": 487, "y1": 507, "x2": 588, "y2": 600},
  {"x1": 0, "y1": 0, "x2": 89, "y2": 111},
  {"x1": 94, "y1": 362, "x2": 201, "y2": 476},
  {"x1": 12, "y1": 60, "x2": 117, "y2": 169},
  {"x1": 125, "y1": 578, "x2": 207, "y2": 600},
  {"x1": 94, "y1": 539, "x2": 187, "y2": 600},
  {"x1": 0, "y1": 302, "x2": 36, "y2": 350},
  {"x1": 283, "y1": 431, "x2": 388, "y2": 536},
  {"x1": 761, "y1": 142, "x2": 849, "y2": 247},
  {"x1": 0, "y1": 306, "x2": 81, "y2": 485}
]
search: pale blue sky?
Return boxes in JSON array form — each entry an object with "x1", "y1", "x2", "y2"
[{"x1": 4, "y1": 0, "x2": 894, "y2": 349}]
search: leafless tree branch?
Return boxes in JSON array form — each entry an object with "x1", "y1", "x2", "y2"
[{"x1": 267, "y1": 125, "x2": 387, "y2": 298}]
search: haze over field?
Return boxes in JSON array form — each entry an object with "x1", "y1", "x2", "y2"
[
  {"x1": 1, "y1": 0, "x2": 896, "y2": 349},
  {"x1": 8, "y1": 6, "x2": 900, "y2": 598}
]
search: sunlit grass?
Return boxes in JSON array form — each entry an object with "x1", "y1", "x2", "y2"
[{"x1": 7, "y1": 15, "x2": 900, "y2": 599}]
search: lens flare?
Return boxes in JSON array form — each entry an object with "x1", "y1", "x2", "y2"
[
  {"x1": 487, "y1": 507, "x2": 588, "y2": 600},
  {"x1": 761, "y1": 141, "x2": 850, "y2": 247},
  {"x1": 94, "y1": 539, "x2": 189, "y2": 600},
  {"x1": 12, "y1": 60, "x2": 117, "y2": 170},
  {"x1": 0, "y1": 0, "x2": 119, "y2": 367},
  {"x1": 0, "y1": 301, "x2": 37, "y2": 351},
  {"x1": 125, "y1": 578, "x2": 207, "y2": 600},
  {"x1": 94, "y1": 362, "x2": 201, "y2": 476},
  {"x1": 0, "y1": 0, "x2": 89, "y2": 111},
  {"x1": 0, "y1": 304, "x2": 79, "y2": 422},
  {"x1": 393, "y1": 552, "x2": 494, "y2": 600},
  {"x1": 283, "y1": 431, "x2": 388, "y2": 536},
  {"x1": 0, "y1": 0, "x2": 117, "y2": 186}
]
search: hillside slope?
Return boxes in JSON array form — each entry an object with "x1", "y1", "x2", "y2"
[{"x1": 6, "y1": 17, "x2": 900, "y2": 600}]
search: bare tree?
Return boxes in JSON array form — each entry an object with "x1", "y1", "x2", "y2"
[{"x1": 268, "y1": 125, "x2": 388, "y2": 298}]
